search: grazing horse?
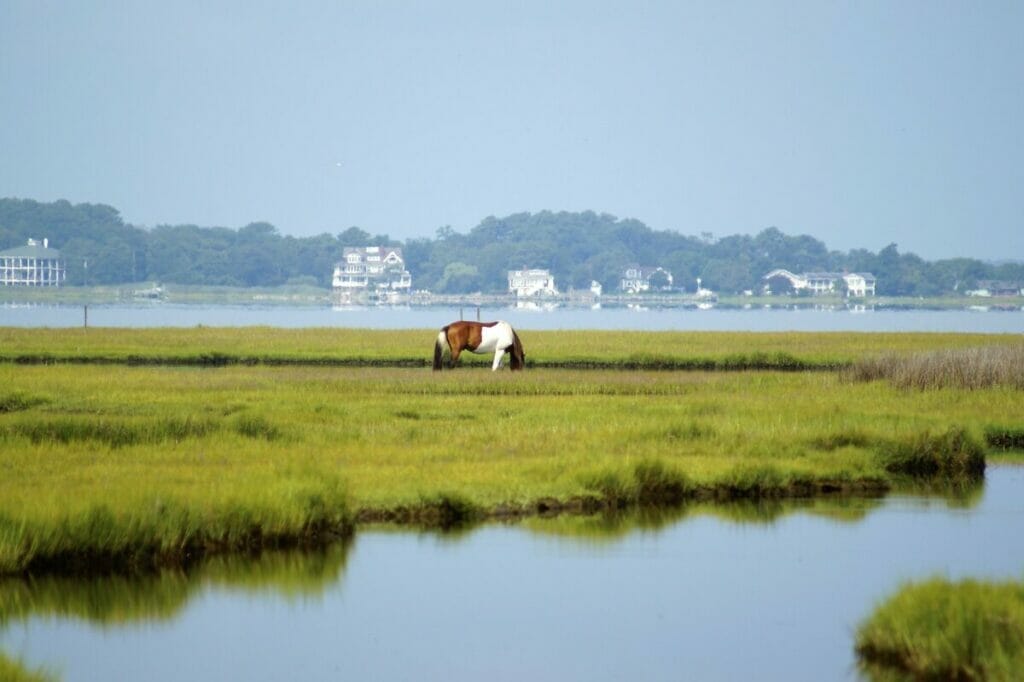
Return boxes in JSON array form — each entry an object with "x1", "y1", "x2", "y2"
[{"x1": 433, "y1": 320, "x2": 525, "y2": 371}]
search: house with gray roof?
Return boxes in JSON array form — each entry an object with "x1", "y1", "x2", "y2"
[
  {"x1": 0, "y1": 238, "x2": 66, "y2": 287},
  {"x1": 763, "y1": 269, "x2": 876, "y2": 297}
]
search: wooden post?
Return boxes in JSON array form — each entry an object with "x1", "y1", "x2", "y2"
[
  {"x1": 476, "y1": 306, "x2": 480, "y2": 321},
  {"x1": 83, "y1": 304, "x2": 88, "y2": 328},
  {"x1": 459, "y1": 307, "x2": 463, "y2": 320}
]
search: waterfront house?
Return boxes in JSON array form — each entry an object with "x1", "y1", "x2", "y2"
[
  {"x1": 508, "y1": 269, "x2": 557, "y2": 297},
  {"x1": 763, "y1": 269, "x2": 876, "y2": 297},
  {"x1": 332, "y1": 246, "x2": 412, "y2": 291},
  {"x1": 619, "y1": 265, "x2": 674, "y2": 293},
  {"x1": 0, "y1": 238, "x2": 66, "y2": 287},
  {"x1": 842, "y1": 272, "x2": 877, "y2": 297}
]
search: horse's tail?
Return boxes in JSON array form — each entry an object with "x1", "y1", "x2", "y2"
[
  {"x1": 510, "y1": 329, "x2": 525, "y2": 371},
  {"x1": 433, "y1": 327, "x2": 450, "y2": 371}
]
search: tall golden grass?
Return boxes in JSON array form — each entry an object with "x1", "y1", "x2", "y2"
[{"x1": 847, "y1": 343, "x2": 1024, "y2": 390}]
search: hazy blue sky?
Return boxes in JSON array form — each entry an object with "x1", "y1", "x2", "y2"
[{"x1": 2, "y1": 1, "x2": 1021, "y2": 260}]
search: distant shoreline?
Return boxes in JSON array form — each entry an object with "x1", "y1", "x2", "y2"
[{"x1": 2, "y1": 284, "x2": 1022, "y2": 312}]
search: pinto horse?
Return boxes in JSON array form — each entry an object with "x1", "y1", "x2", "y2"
[{"x1": 433, "y1": 320, "x2": 525, "y2": 371}]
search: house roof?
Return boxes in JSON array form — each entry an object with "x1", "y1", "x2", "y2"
[
  {"x1": 764, "y1": 269, "x2": 876, "y2": 282},
  {"x1": 508, "y1": 268, "x2": 552, "y2": 277},
  {"x1": 337, "y1": 246, "x2": 405, "y2": 267},
  {"x1": 342, "y1": 245, "x2": 403, "y2": 257},
  {"x1": 0, "y1": 240, "x2": 62, "y2": 258},
  {"x1": 763, "y1": 269, "x2": 801, "y2": 280}
]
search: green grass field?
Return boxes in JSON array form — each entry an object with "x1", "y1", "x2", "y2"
[
  {"x1": 1, "y1": 327, "x2": 1022, "y2": 575},
  {"x1": 1, "y1": 327, "x2": 1019, "y2": 368}
]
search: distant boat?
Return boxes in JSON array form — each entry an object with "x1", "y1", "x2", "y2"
[{"x1": 132, "y1": 285, "x2": 164, "y2": 300}]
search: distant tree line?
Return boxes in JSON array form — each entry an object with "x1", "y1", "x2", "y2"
[{"x1": 2, "y1": 198, "x2": 1021, "y2": 296}]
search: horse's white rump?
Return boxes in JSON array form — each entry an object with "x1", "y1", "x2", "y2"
[{"x1": 473, "y1": 320, "x2": 516, "y2": 370}]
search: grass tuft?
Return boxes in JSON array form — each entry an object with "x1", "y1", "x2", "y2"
[
  {"x1": 579, "y1": 469, "x2": 632, "y2": 508},
  {"x1": 633, "y1": 459, "x2": 692, "y2": 505},
  {"x1": 876, "y1": 427, "x2": 986, "y2": 478},
  {"x1": 856, "y1": 577, "x2": 1024, "y2": 680},
  {"x1": 985, "y1": 425, "x2": 1024, "y2": 451},
  {"x1": 0, "y1": 391, "x2": 49, "y2": 413},
  {"x1": 2, "y1": 416, "x2": 219, "y2": 448},
  {"x1": 810, "y1": 428, "x2": 875, "y2": 451},
  {"x1": 663, "y1": 422, "x2": 715, "y2": 442},
  {"x1": 723, "y1": 464, "x2": 789, "y2": 497},
  {"x1": 579, "y1": 460, "x2": 692, "y2": 507},
  {"x1": 231, "y1": 414, "x2": 281, "y2": 441}
]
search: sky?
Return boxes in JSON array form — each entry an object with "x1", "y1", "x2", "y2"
[{"x1": 1, "y1": 1, "x2": 1022, "y2": 261}]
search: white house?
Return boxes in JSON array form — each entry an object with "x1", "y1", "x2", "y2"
[
  {"x1": 332, "y1": 246, "x2": 411, "y2": 291},
  {"x1": 619, "y1": 265, "x2": 674, "y2": 293},
  {"x1": 0, "y1": 238, "x2": 66, "y2": 287},
  {"x1": 842, "y1": 272, "x2": 877, "y2": 297},
  {"x1": 763, "y1": 269, "x2": 876, "y2": 297},
  {"x1": 508, "y1": 269, "x2": 557, "y2": 297}
]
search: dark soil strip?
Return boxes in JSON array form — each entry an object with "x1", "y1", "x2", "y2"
[{"x1": 1, "y1": 354, "x2": 848, "y2": 371}]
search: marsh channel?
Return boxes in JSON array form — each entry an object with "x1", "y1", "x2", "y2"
[{"x1": 2, "y1": 466, "x2": 1023, "y2": 681}]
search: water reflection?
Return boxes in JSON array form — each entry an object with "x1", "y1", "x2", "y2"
[
  {"x1": 0, "y1": 482, "x2": 984, "y2": 626},
  {"x1": 520, "y1": 496, "x2": 889, "y2": 543},
  {"x1": 0, "y1": 543, "x2": 351, "y2": 627},
  {"x1": 0, "y1": 471, "x2": 1017, "y2": 682}
]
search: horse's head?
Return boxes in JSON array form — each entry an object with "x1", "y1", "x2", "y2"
[{"x1": 510, "y1": 330, "x2": 526, "y2": 370}]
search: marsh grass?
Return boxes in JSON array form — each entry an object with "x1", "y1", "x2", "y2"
[
  {"x1": 2, "y1": 415, "x2": 220, "y2": 448},
  {"x1": 856, "y1": 577, "x2": 1024, "y2": 680},
  {"x1": 231, "y1": 413, "x2": 282, "y2": 441},
  {"x1": 985, "y1": 425, "x2": 1024, "y2": 451},
  {"x1": 2, "y1": 327, "x2": 1019, "y2": 370},
  {"x1": 0, "y1": 392, "x2": 49, "y2": 414},
  {"x1": 875, "y1": 427, "x2": 987, "y2": 478},
  {"x1": 577, "y1": 459, "x2": 693, "y2": 507},
  {"x1": 847, "y1": 343, "x2": 1024, "y2": 390},
  {"x1": 0, "y1": 351, "x2": 1018, "y2": 575},
  {"x1": 0, "y1": 478, "x2": 352, "y2": 574}
]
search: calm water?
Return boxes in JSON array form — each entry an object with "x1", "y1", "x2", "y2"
[
  {"x1": 3, "y1": 467, "x2": 1023, "y2": 681},
  {"x1": 1, "y1": 302, "x2": 1023, "y2": 332}
]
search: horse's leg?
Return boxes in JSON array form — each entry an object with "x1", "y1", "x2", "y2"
[
  {"x1": 492, "y1": 348, "x2": 504, "y2": 371},
  {"x1": 449, "y1": 346, "x2": 462, "y2": 368}
]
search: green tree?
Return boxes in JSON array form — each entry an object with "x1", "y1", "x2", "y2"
[{"x1": 437, "y1": 262, "x2": 482, "y2": 293}]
